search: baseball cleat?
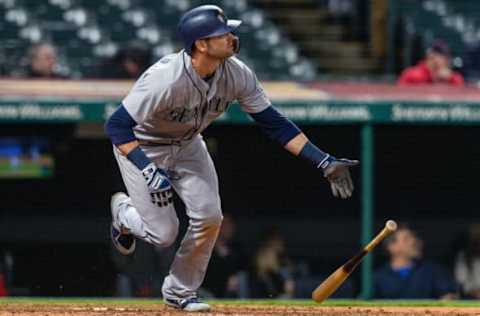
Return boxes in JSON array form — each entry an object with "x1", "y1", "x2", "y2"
[
  {"x1": 110, "y1": 192, "x2": 136, "y2": 255},
  {"x1": 164, "y1": 297, "x2": 211, "y2": 312}
]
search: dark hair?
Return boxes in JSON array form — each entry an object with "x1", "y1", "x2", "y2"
[
  {"x1": 383, "y1": 222, "x2": 416, "y2": 248},
  {"x1": 428, "y1": 39, "x2": 451, "y2": 56}
]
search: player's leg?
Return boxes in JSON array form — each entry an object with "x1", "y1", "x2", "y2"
[
  {"x1": 111, "y1": 146, "x2": 180, "y2": 252},
  {"x1": 162, "y1": 136, "x2": 222, "y2": 311}
]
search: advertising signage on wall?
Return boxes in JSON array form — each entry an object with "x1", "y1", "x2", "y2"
[{"x1": 2, "y1": 99, "x2": 480, "y2": 125}]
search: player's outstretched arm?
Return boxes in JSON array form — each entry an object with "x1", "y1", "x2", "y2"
[{"x1": 249, "y1": 106, "x2": 358, "y2": 199}]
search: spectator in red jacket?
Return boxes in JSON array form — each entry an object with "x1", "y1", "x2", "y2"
[
  {"x1": 0, "y1": 273, "x2": 7, "y2": 296},
  {"x1": 398, "y1": 40, "x2": 464, "y2": 86}
]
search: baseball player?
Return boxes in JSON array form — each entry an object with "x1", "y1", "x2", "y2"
[{"x1": 105, "y1": 5, "x2": 357, "y2": 312}]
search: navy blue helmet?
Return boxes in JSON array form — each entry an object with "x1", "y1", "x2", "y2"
[{"x1": 178, "y1": 5, "x2": 242, "y2": 55}]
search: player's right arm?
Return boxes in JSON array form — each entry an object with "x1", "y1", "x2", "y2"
[
  {"x1": 105, "y1": 60, "x2": 175, "y2": 193},
  {"x1": 117, "y1": 140, "x2": 140, "y2": 156},
  {"x1": 105, "y1": 104, "x2": 170, "y2": 193}
]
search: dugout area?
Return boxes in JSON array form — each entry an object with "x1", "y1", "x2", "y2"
[{"x1": 0, "y1": 122, "x2": 479, "y2": 297}]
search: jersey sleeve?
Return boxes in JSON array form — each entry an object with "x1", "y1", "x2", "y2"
[
  {"x1": 234, "y1": 60, "x2": 271, "y2": 113},
  {"x1": 122, "y1": 69, "x2": 172, "y2": 124},
  {"x1": 397, "y1": 67, "x2": 422, "y2": 84}
]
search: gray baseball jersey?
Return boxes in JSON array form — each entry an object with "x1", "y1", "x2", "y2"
[
  {"x1": 113, "y1": 51, "x2": 271, "y2": 300},
  {"x1": 122, "y1": 51, "x2": 271, "y2": 145}
]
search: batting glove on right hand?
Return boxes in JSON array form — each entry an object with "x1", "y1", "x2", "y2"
[
  {"x1": 322, "y1": 158, "x2": 359, "y2": 199},
  {"x1": 142, "y1": 163, "x2": 171, "y2": 193}
]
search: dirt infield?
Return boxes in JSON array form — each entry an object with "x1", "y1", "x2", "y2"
[{"x1": 1, "y1": 303, "x2": 480, "y2": 316}]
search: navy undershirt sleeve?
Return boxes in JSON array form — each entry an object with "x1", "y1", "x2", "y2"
[
  {"x1": 126, "y1": 147, "x2": 151, "y2": 170},
  {"x1": 105, "y1": 104, "x2": 137, "y2": 146},
  {"x1": 250, "y1": 106, "x2": 333, "y2": 168},
  {"x1": 105, "y1": 104, "x2": 152, "y2": 170},
  {"x1": 249, "y1": 106, "x2": 301, "y2": 146}
]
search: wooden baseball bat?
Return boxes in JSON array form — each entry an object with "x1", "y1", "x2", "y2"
[{"x1": 312, "y1": 220, "x2": 398, "y2": 303}]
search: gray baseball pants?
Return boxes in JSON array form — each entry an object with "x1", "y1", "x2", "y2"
[{"x1": 113, "y1": 135, "x2": 223, "y2": 300}]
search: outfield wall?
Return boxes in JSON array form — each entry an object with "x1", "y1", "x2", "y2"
[{"x1": 1, "y1": 80, "x2": 479, "y2": 297}]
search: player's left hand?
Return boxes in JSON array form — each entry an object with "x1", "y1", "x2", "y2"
[{"x1": 323, "y1": 158, "x2": 359, "y2": 199}]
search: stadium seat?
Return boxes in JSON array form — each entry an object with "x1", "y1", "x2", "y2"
[{"x1": 393, "y1": 0, "x2": 480, "y2": 63}]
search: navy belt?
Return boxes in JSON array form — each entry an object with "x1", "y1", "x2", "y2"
[{"x1": 139, "y1": 140, "x2": 182, "y2": 147}]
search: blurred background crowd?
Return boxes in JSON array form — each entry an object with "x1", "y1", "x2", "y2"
[
  {"x1": 2, "y1": 0, "x2": 480, "y2": 300},
  {"x1": 2, "y1": 0, "x2": 480, "y2": 83}
]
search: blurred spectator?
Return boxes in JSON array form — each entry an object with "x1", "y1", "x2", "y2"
[
  {"x1": 397, "y1": 40, "x2": 464, "y2": 86},
  {"x1": 101, "y1": 42, "x2": 152, "y2": 79},
  {"x1": 454, "y1": 224, "x2": 480, "y2": 299},
  {"x1": 22, "y1": 43, "x2": 67, "y2": 79},
  {"x1": 0, "y1": 262, "x2": 7, "y2": 297},
  {"x1": 0, "y1": 274, "x2": 7, "y2": 296},
  {"x1": 249, "y1": 227, "x2": 295, "y2": 298},
  {"x1": 0, "y1": 249, "x2": 12, "y2": 297},
  {"x1": 374, "y1": 223, "x2": 458, "y2": 299},
  {"x1": 202, "y1": 213, "x2": 246, "y2": 298}
]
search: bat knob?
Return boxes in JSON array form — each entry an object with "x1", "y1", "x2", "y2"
[{"x1": 386, "y1": 220, "x2": 397, "y2": 232}]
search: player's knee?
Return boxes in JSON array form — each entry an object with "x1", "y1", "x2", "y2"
[
  {"x1": 150, "y1": 228, "x2": 178, "y2": 247},
  {"x1": 162, "y1": 222, "x2": 179, "y2": 247},
  {"x1": 160, "y1": 229, "x2": 178, "y2": 247},
  {"x1": 147, "y1": 219, "x2": 179, "y2": 247}
]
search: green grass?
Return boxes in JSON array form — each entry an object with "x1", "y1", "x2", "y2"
[{"x1": 1, "y1": 298, "x2": 480, "y2": 308}]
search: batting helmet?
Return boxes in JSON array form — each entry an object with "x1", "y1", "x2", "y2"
[{"x1": 178, "y1": 5, "x2": 242, "y2": 55}]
